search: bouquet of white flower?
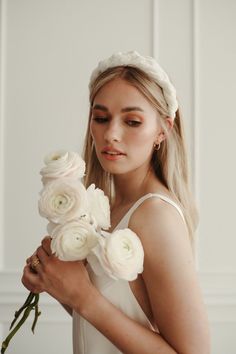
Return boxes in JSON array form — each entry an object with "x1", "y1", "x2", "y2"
[{"x1": 1, "y1": 150, "x2": 144, "y2": 353}]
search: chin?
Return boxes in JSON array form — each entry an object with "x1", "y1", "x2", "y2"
[
  {"x1": 101, "y1": 164, "x2": 126, "y2": 175},
  {"x1": 98, "y1": 161, "x2": 128, "y2": 175},
  {"x1": 96, "y1": 155, "x2": 125, "y2": 173}
]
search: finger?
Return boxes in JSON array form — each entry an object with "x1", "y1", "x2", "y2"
[
  {"x1": 21, "y1": 274, "x2": 35, "y2": 293},
  {"x1": 37, "y1": 245, "x2": 50, "y2": 265},
  {"x1": 26, "y1": 251, "x2": 37, "y2": 264},
  {"x1": 30, "y1": 255, "x2": 43, "y2": 274},
  {"x1": 41, "y1": 236, "x2": 52, "y2": 256},
  {"x1": 22, "y1": 265, "x2": 44, "y2": 293},
  {"x1": 24, "y1": 264, "x2": 38, "y2": 280}
]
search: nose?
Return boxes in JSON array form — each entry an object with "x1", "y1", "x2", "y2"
[{"x1": 103, "y1": 120, "x2": 122, "y2": 143}]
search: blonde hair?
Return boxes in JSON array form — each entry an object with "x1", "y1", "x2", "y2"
[{"x1": 83, "y1": 66, "x2": 198, "y2": 248}]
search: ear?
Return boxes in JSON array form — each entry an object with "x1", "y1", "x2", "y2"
[
  {"x1": 155, "y1": 118, "x2": 174, "y2": 144},
  {"x1": 166, "y1": 117, "x2": 174, "y2": 131}
]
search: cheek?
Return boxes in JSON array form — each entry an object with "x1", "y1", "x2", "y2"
[
  {"x1": 90, "y1": 122, "x2": 98, "y2": 141},
  {"x1": 90, "y1": 124, "x2": 104, "y2": 155},
  {"x1": 129, "y1": 127, "x2": 156, "y2": 146},
  {"x1": 89, "y1": 121, "x2": 94, "y2": 137}
]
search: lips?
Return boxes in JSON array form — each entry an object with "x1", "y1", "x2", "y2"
[
  {"x1": 103, "y1": 151, "x2": 123, "y2": 156},
  {"x1": 101, "y1": 146, "x2": 125, "y2": 156}
]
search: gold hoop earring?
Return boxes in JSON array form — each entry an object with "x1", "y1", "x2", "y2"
[{"x1": 153, "y1": 143, "x2": 161, "y2": 151}]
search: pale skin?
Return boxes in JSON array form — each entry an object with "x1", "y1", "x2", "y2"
[{"x1": 22, "y1": 78, "x2": 211, "y2": 354}]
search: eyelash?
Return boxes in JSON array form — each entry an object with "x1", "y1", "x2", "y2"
[
  {"x1": 92, "y1": 117, "x2": 108, "y2": 123},
  {"x1": 92, "y1": 117, "x2": 142, "y2": 127}
]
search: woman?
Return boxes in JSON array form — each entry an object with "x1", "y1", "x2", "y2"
[{"x1": 23, "y1": 51, "x2": 211, "y2": 354}]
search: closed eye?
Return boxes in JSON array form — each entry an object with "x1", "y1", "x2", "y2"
[
  {"x1": 92, "y1": 117, "x2": 109, "y2": 123},
  {"x1": 126, "y1": 120, "x2": 142, "y2": 127}
]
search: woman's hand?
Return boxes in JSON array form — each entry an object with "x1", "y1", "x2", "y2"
[{"x1": 22, "y1": 236, "x2": 94, "y2": 313}]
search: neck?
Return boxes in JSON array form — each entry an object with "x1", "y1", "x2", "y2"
[{"x1": 112, "y1": 165, "x2": 159, "y2": 206}]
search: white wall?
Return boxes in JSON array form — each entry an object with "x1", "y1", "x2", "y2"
[{"x1": 0, "y1": 0, "x2": 235, "y2": 353}]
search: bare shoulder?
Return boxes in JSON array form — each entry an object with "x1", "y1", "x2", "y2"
[
  {"x1": 130, "y1": 194, "x2": 185, "y2": 229},
  {"x1": 128, "y1": 197, "x2": 210, "y2": 353},
  {"x1": 129, "y1": 196, "x2": 192, "y2": 259}
]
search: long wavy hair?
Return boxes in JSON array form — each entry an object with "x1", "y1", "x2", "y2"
[{"x1": 83, "y1": 66, "x2": 198, "y2": 250}]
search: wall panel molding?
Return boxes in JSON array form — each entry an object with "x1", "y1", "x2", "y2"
[
  {"x1": 192, "y1": 0, "x2": 200, "y2": 200},
  {"x1": 152, "y1": 0, "x2": 159, "y2": 58},
  {"x1": 200, "y1": 271, "x2": 236, "y2": 323},
  {"x1": 151, "y1": 0, "x2": 197, "y2": 191},
  {"x1": 0, "y1": 271, "x2": 71, "y2": 323},
  {"x1": 1, "y1": 271, "x2": 236, "y2": 323},
  {"x1": 0, "y1": 0, "x2": 6, "y2": 270}
]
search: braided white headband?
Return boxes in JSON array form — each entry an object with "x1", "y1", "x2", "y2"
[{"x1": 89, "y1": 51, "x2": 178, "y2": 119}]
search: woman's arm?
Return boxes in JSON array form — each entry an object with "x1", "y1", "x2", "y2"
[
  {"x1": 59, "y1": 260, "x2": 88, "y2": 317},
  {"x1": 77, "y1": 198, "x2": 211, "y2": 354},
  {"x1": 80, "y1": 285, "x2": 178, "y2": 354},
  {"x1": 129, "y1": 198, "x2": 211, "y2": 353}
]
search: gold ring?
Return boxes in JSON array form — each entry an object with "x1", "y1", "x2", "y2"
[{"x1": 30, "y1": 256, "x2": 40, "y2": 271}]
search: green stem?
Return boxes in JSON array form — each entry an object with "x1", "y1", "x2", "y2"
[
  {"x1": 9, "y1": 292, "x2": 34, "y2": 330},
  {"x1": 1, "y1": 305, "x2": 32, "y2": 354},
  {"x1": 1, "y1": 293, "x2": 41, "y2": 354},
  {"x1": 31, "y1": 294, "x2": 41, "y2": 334}
]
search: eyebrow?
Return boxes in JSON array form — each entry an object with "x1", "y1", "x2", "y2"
[
  {"x1": 92, "y1": 104, "x2": 144, "y2": 113},
  {"x1": 121, "y1": 107, "x2": 144, "y2": 113},
  {"x1": 92, "y1": 104, "x2": 109, "y2": 112}
]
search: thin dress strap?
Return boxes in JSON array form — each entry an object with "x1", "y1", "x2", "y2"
[
  {"x1": 149, "y1": 193, "x2": 185, "y2": 222},
  {"x1": 114, "y1": 193, "x2": 186, "y2": 231}
]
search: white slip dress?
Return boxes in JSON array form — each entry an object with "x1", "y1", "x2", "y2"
[{"x1": 73, "y1": 193, "x2": 186, "y2": 354}]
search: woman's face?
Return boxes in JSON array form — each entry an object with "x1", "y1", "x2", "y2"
[{"x1": 90, "y1": 78, "x2": 163, "y2": 176}]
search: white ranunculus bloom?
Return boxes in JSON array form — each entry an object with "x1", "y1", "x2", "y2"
[
  {"x1": 51, "y1": 220, "x2": 99, "y2": 261},
  {"x1": 87, "y1": 184, "x2": 111, "y2": 230},
  {"x1": 40, "y1": 150, "x2": 86, "y2": 185},
  {"x1": 87, "y1": 229, "x2": 144, "y2": 281},
  {"x1": 38, "y1": 178, "x2": 88, "y2": 224}
]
